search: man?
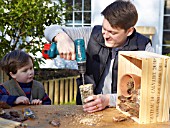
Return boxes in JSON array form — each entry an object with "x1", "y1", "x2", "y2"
[{"x1": 44, "y1": 0, "x2": 154, "y2": 113}]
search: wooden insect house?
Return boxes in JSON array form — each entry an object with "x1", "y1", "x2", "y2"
[{"x1": 116, "y1": 51, "x2": 170, "y2": 124}]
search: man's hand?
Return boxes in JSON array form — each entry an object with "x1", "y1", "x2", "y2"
[
  {"x1": 31, "y1": 99, "x2": 42, "y2": 105},
  {"x1": 83, "y1": 94, "x2": 110, "y2": 113},
  {"x1": 14, "y1": 96, "x2": 30, "y2": 105},
  {"x1": 54, "y1": 32, "x2": 76, "y2": 60}
]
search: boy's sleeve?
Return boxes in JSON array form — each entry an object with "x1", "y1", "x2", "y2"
[
  {"x1": 0, "y1": 85, "x2": 18, "y2": 106},
  {"x1": 42, "y1": 93, "x2": 51, "y2": 105}
]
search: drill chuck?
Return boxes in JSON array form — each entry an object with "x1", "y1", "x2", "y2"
[{"x1": 77, "y1": 62, "x2": 86, "y2": 74}]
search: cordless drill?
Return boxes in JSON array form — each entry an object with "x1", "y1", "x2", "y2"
[{"x1": 42, "y1": 39, "x2": 86, "y2": 85}]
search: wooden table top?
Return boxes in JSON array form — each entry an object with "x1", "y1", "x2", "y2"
[{"x1": 4, "y1": 105, "x2": 170, "y2": 128}]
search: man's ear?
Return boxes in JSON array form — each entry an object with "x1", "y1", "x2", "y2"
[
  {"x1": 126, "y1": 27, "x2": 134, "y2": 36},
  {"x1": 9, "y1": 72, "x2": 16, "y2": 79}
]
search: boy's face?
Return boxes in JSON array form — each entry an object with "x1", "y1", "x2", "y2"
[
  {"x1": 10, "y1": 58, "x2": 34, "y2": 83},
  {"x1": 102, "y1": 18, "x2": 133, "y2": 48}
]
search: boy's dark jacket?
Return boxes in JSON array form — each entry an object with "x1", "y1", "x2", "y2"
[
  {"x1": 3, "y1": 79, "x2": 45, "y2": 100},
  {"x1": 76, "y1": 25, "x2": 151, "y2": 105}
]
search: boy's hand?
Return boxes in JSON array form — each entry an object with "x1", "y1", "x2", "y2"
[
  {"x1": 15, "y1": 96, "x2": 30, "y2": 105},
  {"x1": 31, "y1": 99, "x2": 42, "y2": 105}
]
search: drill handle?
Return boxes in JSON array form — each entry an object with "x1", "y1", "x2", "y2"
[
  {"x1": 42, "y1": 42, "x2": 59, "y2": 59},
  {"x1": 53, "y1": 39, "x2": 86, "y2": 63},
  {"x1": 49, "y1": 42, "x2": 59, "y2": 58}
]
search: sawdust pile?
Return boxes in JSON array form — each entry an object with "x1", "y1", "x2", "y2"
[{"x1": 63, "y1": 111, "x2": 103, "y2": 126}]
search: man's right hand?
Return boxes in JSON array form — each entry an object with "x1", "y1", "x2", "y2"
[{"x1": 54, "y1": 32, "x2": 76, "y2": 60}]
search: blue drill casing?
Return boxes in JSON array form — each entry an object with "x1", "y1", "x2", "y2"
[
  {"x1": 48, "y1": 42, "x2": 59, "y2": 58},
  {"x1": 74, "y1": 39, "x2": 86, "y2": 63}
]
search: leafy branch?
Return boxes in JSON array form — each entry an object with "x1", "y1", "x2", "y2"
[{"x1": 0, "y1": 0, "x2": 71, "y2": 68}]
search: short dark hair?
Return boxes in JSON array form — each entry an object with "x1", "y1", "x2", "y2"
[
  {"x1": 0, "y1": 50, "x2": 34, "y2": 76},
  {"x1": 101, "y1": 0, "x2": 138, "y2": 30}
]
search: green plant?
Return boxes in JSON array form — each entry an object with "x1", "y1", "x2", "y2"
[
  {"x1": 0, "y1": 0, "x2": 71, "y2": 68},
  {"x1": 166, "y1": 53, "x2": 170, "y2": 57}
]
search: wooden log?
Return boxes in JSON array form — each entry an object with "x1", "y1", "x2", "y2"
[
  {"x1": 73, "y1": 77, "x2": 77, "y2": 101},
  {"x1": 54, "y1": 79, "x2": 59, "y2": 105},
  {"x1": 64, "y1": 78, "x2": 69, "y2": 104},
  {"x1": 69, "y1": 78, "x2": 73, "y2": 102},
  {"x1": 48, "y1": 80, "x2": 54, "y2": 104},
  {"x1": 60, "y1": 79, "x2": 65, "y2": 104}
]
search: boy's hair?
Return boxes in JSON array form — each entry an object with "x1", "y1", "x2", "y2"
[
  {"x1": 0, "y1": 50, "x2": 34, "y2": 76},
  {"x1": 101, "y1": 0, "x2": 138, "y2": 30}
]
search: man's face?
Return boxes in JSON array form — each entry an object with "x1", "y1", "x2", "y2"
[
  {"x1": 102, "y1": 18, "x2": 132, "y2": 48},
  {"x1": 10, "y1": 58, "x2": 34, "y2": 83}
]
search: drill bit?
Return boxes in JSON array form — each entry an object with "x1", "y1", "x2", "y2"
[{"x1": 82, "y1": 73, "x2": 85, "y2": 86}]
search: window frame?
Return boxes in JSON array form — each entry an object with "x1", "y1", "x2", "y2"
[{"x1": 65, "y1": 0, "x2": 91, "y2": 27}]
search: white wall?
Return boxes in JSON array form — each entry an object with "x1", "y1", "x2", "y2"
[{"x1": 91, "y1": 0, "x2": 164, "y2": 54}]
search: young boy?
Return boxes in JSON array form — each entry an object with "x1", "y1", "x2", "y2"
[{"x1": 0, "y1": 50, "x2": 51, "y2": 106}]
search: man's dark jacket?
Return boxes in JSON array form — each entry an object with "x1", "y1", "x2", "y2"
[{"x1": 76, "y1": 25, "x2": 151, "y2": 105}]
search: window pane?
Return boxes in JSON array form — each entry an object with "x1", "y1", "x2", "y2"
[
  {"x1": 66, "y1": 0, "x2": 72, "y2": 7},
  {"x1": 84, "y1": 0, "x2": 91, "y2": 10},
  {"x1": 164, "y1": 0, "x2": 170, "y2": 14},
  {"x1": 84, "y1": 12, "x2": 91, "y2": 23},
  {"x1": 163, "y1": 16, "x2": 170, "y2": 29},
  {"x1": 65, "y1": 12, "x2": 73, "y2": 24},
  {"x1": 65, "y1": 12, "x2": 73, "y2": 21},
  {"x1": 162, "y1": 46, "x2": 170, "y2": 55},
  {"x1": 75, "y1": 12, "x2": 82, "y2": 23},
  {"x1": 75, "y1": 0, "x2": 82, "y2": 10},
  {"x1": 75, "y1": 25, "x2": 82, "y2": 27},
  {"x1": 66, "y1": 25, "x2": 73, "y2": 27},
  {"x1": 83, "y1": 25, "x2": 91, "y2": 26},
  {"x1": 163, "y1": 31, "x2": 170, "y2": 44}
]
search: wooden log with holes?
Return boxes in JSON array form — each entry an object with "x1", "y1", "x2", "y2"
[{"x1": 116, "y1": 51, "x2": 170, "y2": 124}]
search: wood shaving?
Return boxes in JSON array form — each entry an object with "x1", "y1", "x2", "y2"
[
  {"x1": 113, "y1": 116, "x2": 127, "y2": 122},
  {"x1": 50, "y1": 119, "x2": 60, "y2": 127}
]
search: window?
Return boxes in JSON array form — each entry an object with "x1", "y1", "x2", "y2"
[
  {"x1": 65, "y1": 0, "x2": 91, "y2": 27},
  {"x1": 163, "y1": 0, "x2": 170, "y2": 55}
]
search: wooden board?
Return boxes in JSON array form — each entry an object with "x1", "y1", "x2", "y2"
[{"x1": 0, "y1": 118, "x2": 21, "y2": 128}]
